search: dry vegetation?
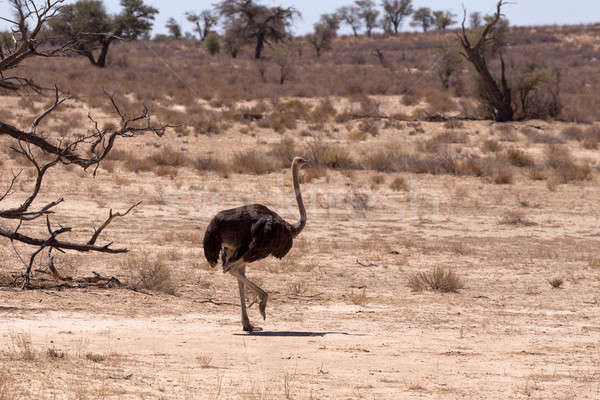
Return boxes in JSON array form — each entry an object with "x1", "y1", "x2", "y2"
[{"x1": 1, "y1": 22, "x2": 600, "y2": 400}]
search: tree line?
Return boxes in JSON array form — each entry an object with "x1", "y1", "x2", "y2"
[{"x1": 0, "y1": 0, "x2": 498, "y2": 67}]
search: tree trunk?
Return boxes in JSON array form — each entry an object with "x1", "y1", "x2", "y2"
[
  {"x1": 95, "y1": 39, "x2": 113, "y2": 68},
  {"x1": 84, "y1": 38, "x2": 113, "y2": 68},
  {"x1": 466, "y1": 49, "x2": 513, "y2": 121},
  {"x1": 254, "y1": 33, "x2": 265, "y2": 59}
]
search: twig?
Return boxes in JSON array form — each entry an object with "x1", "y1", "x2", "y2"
[{"x1": 356, "y1": 259, "x2": 377, "y2": 268}]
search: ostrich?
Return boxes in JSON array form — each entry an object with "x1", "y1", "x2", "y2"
[{"x1": 203, "y1": 157, "x2": 308, "y2": 332}]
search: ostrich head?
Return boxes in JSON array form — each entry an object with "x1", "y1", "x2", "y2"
[{"x1": 292, "y1": 157, "x2": 308, "y2": 169}]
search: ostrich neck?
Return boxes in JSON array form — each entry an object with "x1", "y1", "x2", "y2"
[{"x1": 290, "y1": 161, "x2": 306, "y2": 237}]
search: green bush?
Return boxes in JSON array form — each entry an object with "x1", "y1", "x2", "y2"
[{"x1": 205, "y1": 32, "x2": 220, "y2": 55}]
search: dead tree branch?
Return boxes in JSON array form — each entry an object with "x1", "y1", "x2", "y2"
[
  {"x1": 457, "y1": 0, "x2": 514, "y2": 122},
  {"x1": 0, "y1": 93, "x2": 170, "y2": 287}
]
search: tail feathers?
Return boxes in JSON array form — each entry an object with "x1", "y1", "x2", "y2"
[{"x1": 203, "y1": 221, "x2": 222, "y2": 268}]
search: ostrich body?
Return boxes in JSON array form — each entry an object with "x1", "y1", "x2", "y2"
[{"x1": 203, "y1": 157, "x2": 307, "y2": 332}]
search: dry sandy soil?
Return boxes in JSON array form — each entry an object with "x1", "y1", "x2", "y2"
[{"x1": 1, "y1": 95, "x2": 600, "y2": 399}]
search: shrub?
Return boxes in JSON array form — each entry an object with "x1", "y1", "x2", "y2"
[
  {"x1": 299, "y1": 166, "x2": 326, "y2": 183},
  {"x1": 309, "y1": 143, "x2": 355, "y2": 169},
  {"x1": 390, "y1": 176, "x2": 408, "y2": 191},
  {"x1": 499, "y1": 211, "x2": 536, "y2": 226},
  {"x1": 561, "y1": 126, "x2": 584, "y2": 141},
  {"x1": 505, "y1": 148, "x2": 535, "y2": 168},
  {"x1": 443, "y1": 119, "x2": 464, "y2": 129},
  {"x1": 193, "y1": 156, "x2": 228, "y2": 175},
  {"x1": 146, "y1": 147, "x2": 188, "y2": 168},
  {"x1": 126, "y1": 254, "x2": 176, "y2": 295},
  {"x1": 548, "y1": 277, "x2": 563, "y2": 288},
  {"x1": 309, "y1": 99, "x2": 337, "y2": 122},
  {"x1": 270, "y1": 137, "x2": 297, "y2": 168},
  {"x1": 205, "y1": 32, "x2": 220, "y2": 55},
  {"x1": 481, "y1": 139, "x2": 502, "y2": 153},
  {"x1": 545, "y1": 146, "x2": 592, "y2": 183},
  {"x1": 231, "y1": 151, "x2": 276, "y2": 175},
  {"x1": 363, "y1": 150, "x2": 397, "y2": 172},
  {"x1": 408, "y1": 267, "x2": 464, "y2": 293},
  {"x1": 460, "y1": 155, "x2": 513, "y2": 184}
]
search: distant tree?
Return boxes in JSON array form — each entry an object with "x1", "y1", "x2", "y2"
[
  {"x1": 306, "y1": 21, "x2": 335, "y2": 57},
  {"x1": 205, "y1": 32, "x2": 220, "y2": 55},
  {"x1": 216, "y1": 0, "x2": 299, "y2": 59},
  {"x1": 410, "y1": 7, "x2": 433, "y2": 32},
  {"x1": 319, "y1": 13, "x2": 341, "y2": 36},
  {"x1": 432, "y1": 10, "x2": 456, "y2": 30},
  {"x1": 166, "y1": 17, "x2": 182, "y2": 39},
  {"x1": 50, "y1": 0, "x2": 158, "y2": 68},
  {"x1": 469, "y1": 11, "x2": 482, "y2": 28},
  {"x1": 336, "y1": 5, "x2": 362, "y2": 37},
  {"x1": 270, "y1": 41, "x2": 299, "y2": 84},
  {"x1": 186, "y1": 10, "x2": 219, "y2": 41},
  {"x1": 380, "y1": 0, "x2": 413, "y2": 35},
  {"x1": 153, "y1": 33, "x2": 170, "y2": 41},
  {"x1": 222, "y1": 18, "x2": 244, "y2": 58},
  {"x1": 115, "y1": 0, "x2": 158, "y2": 40},
  {"x1": 435, "y1": 41, "x2": 462, "y2": 89},
  {"x1": 483, "y1": 13, "x2": 510, "y2": 53},
  {"x1": 355, "y1": 0, "x2": 379, "y2": 37}
]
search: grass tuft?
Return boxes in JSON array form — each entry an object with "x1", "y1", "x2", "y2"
[{"x1": 408, "y1": 267, "x2": 464, "y2": 293}]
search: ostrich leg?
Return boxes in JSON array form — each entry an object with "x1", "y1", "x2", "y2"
[
  {"x1": 230, "y1": 265, "x2": 269, "y2": 321},
  {"x1": 237, "y1": 277, "x2": 256, "y2": 332}
]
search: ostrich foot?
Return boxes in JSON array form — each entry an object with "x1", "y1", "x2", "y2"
[{"x1": 243, "y1": 324, "x2": 263, "y2": 332}]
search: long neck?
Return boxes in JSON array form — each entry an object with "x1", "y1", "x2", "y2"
[{"x1": 290, "y1": 161, "x2": 306, "y2": 237}]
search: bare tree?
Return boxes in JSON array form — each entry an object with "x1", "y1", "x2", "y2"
[
  {"x1": 458, "y1": 1, "x2": 514, "y2": 121},
  {"x1": 0, "y1": 0, "x2": 172, "y2": 287},
  {"x1": 186, "y1": 10, "x2": 218, "y2": 41},
  {"x1": 380, "y1": 0, "x2": 413, "y2": 35}
]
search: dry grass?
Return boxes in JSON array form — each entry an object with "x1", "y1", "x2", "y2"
[
  {"x1": 544, "y1": 145, "x2": 592, "y2": 183},
  {"x1": 196, "y1": 354, "x2": 213, "y2": 368},
  {"x1": 389, "y1": 176, "x2": 409, "y2": 191},
  {"x1": 350, "y1": 288, "x2": 367, "y2": 306},
  {"x1": 408, "y1": 267, "x2": 464, "y2": 293},
  {"x1": 505, "y1": 148, "x2": 535, "y2": 168},
  {"x1": 85, "y1": 352, "x2": 105, "y2": 363},
  {"x1": 499, "y1": 211, "x2": 537, "y2": 226},
  {"x1": 7, "y1": 333, "x2": 35, "y2": 361},
  {"x1": 193, "y1": 155, "x2": 229, "y2": 176},
  {"x1": 125, "y1": 253, "x2": 176, "y2": 295},
  {"x1": 230, "y1": 151, "x2": 277, "y2": 175},
  {"x1": 548, "y1": 277, "x2": 564, "y2": 289}
]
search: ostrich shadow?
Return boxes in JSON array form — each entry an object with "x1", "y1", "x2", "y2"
[{"x1": 233, "y1": 331, "x2": 366, "y2": 337}]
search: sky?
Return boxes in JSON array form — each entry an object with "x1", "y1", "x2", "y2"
[{"x1": 1, "y1": 0, "x2": 599, "y2": 36}]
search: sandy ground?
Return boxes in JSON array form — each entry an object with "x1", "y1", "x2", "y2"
[{"x1": 1, "y1": 97, "x2": 600, "y2": 399}]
